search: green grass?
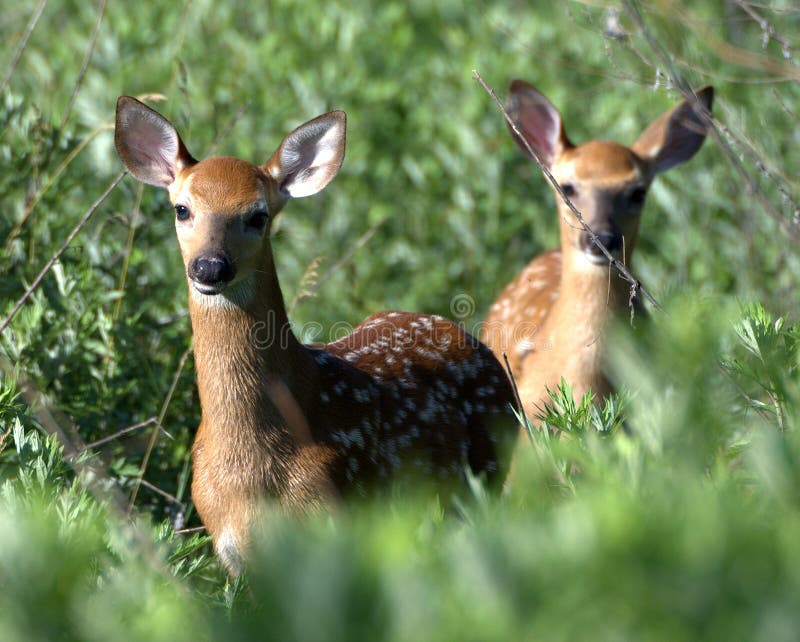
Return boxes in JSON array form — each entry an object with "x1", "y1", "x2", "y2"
[{"x1": 1, "y1": 1, "x2": 799, "y2": 639}]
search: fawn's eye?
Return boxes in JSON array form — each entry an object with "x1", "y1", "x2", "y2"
[
  {"x1": 175, "y1": 204, "x2": 191, "y2": 221},
  {"x1": 629, "y1": 186, "x2": 647, "y2": 206},
  {"x1": 560, "y1": 183, "x2": 576, "y2": 198},
  {"x1": 246, "y1": 209, "x2": 269, "y2": 231}
]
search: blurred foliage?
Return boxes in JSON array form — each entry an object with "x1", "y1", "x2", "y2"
[{"x1": 1, "y1": 0, "x2": 800, "y2": 639}]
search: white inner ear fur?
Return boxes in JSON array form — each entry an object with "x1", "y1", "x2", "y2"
[
  {"x1": 123, "y1": 109, "x2": 181, "y2": 187},
  {"x1": 280, "y1": 119, "x2": 344, "y2": 198}
]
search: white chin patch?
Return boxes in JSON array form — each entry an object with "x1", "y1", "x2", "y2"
[
  {"x1": 190, "y1": 276, "x2": 255, "y2": 309},
  {"x1": 583, "y1": 251, "x2": 612, "y2": 266},
  {"x1": 192, "y1": 282, "x2": 223, "y2": 295}
]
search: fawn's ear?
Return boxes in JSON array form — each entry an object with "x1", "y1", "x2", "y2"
[
  {"x1": 631, "y1": 86, "x2": 714, "y2": 175},
  {"x1": 115, "y1": 96, "x2": 196, "y2": 188},
  {"x1": 264, "y1": 110, "x2": 346, "y2": 198},
  {"x1": 506, "y1": 79, "x2": 572, "y2": 168}
]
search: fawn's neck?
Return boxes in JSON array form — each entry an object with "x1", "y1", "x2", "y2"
[
  {"x1": 549, "y1": 249, "x2": 631, "y2": 349},
  {"x1": 188, "y1": 252, "x2": 317, "y2": 441}
]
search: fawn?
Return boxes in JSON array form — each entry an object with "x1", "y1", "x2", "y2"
[
  {"x1": 482, "y1": 80, "x2": 713, "y2": 417},
  {"x1": 115, "y1": 97, "x2": 517, "y2": 574}
]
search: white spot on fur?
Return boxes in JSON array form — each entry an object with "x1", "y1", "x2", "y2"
[
  {"x1": 332, "y1": 428, "x2": 365, "y2": 450},
  {"x1": 353, "y1": 388, "x2": 371, "y2": 403}
]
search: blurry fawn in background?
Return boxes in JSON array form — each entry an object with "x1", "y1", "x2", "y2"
[
  {"x1": 482, "y1": 80, "x2": 713, "y2": 418},
  {"x1": 115, "y1": 97, "x2": 517, "y2": 575}
]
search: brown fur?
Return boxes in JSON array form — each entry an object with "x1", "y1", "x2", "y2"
[{"x1": 482, "y1": 81, "x2": 713, "y2": 418}]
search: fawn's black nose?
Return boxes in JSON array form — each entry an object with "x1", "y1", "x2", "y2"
[
  {"x1": 189, "y1": 254, "x2": 236, "y2": 289},
  {"x1": 580, "y1": 230, "x2": 622, "y2": 261}
]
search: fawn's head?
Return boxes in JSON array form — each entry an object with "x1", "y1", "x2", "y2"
[
  {"x1": 115, "y1": 97, "x2": 346, "y2": 305},
  {"x1": 506, "y1": 80, "x2": 713, "y2": 268}
]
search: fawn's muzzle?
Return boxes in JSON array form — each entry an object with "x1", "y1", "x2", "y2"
[
  {"x1": 580, "y1": 230, "x2": 622, "y2": 263},
  {"x1": 189, "y1": 254, "x2": 236, "y2": 292}
]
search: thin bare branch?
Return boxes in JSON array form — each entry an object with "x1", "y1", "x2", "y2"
[
  {"x1": 0, "y1": 355, "x2": 81, "y2": 458},
  {"x1": 174, "y1": 525, "x2": 207, "y2": 535},
  {"x1": 60, "y1": 0, "x2": 107, "y2": 130},
  {"x1": 0, "y1": 355, "x2": 145, "y2": 517},
  {"x1": 317, "y1": 216, "x2": 389, "y2": 289},
  {"x1": 4, "y1": 123, "x2": 114, "y2": 249},
  {"x1": 502, "y1": 352, "x2": 532, "y2": 443},
  {"x1": 288, "y1": 255, "x2": 324, "y2": 316},
  {"x1": 80, "y1": 417, "x2": 172, "y2": 452},
  {"x1": 472, "y1": 69, "x2": 663, "y2": 313},
  {"x1": 0, "y1": 423, "x2": 14, "y2": 456},
  {"x1": 644, "y1": 0, "x2": 799, "y2": 80},
  {"x1": 112, "y1": 182, "x2": 144, "y2": 322},
  {"x1": 204, "y1": 101, "x2": 250, "y2": 157},
  {"x1": 623, "y1": 0, "x2": 800, "y2": 243},
  {"x1": 734, "y1": 1, "x2": 796, "y2": 68},
  {"x1": 0, "y1": 0, "x2": 47, "y2": 95},
  {"x1": 137, "y1": 478, "x2": 182, "y2": 505},
  {"x1": 128, "y1": 342, "x2": 193, "y2": 512},
  {"x1": 0, "y1": 355, "x2": 189, "y2": 587},
  {"x1": 0, "y1": 171, "x2": 127, "y2": 337},
  {"x1": 289, "y1": 215, "x2": 390, "y2": 315}
]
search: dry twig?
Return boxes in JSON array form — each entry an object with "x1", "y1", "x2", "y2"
[
  {"x1": 4, "y1": 124, "x2": 114, "y2": 249},
  {"x1": 502, "y1": 352, "x2": 532, "y2": 443},
  {"x1": 317, "y1": 215, "x2": 390, "y2": 289},
  {"x1": 60, "y1": 0, "x2": 107, "y2": 130},
  {"x1": 622, "y1": 1, "x2": 800, "y2": 243},
  {"x1": 0, "y1": 0, "x2": 47, "y2": 96},
  {"x1": 128, "y1": 343, "x2": 193, "y2": 512},
  {"x1": 0, "y1": 171, "x2": 127, "y2": 336},
  {"x1": 80, "y1": 417, "x2": 167, "y2": 452}
]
